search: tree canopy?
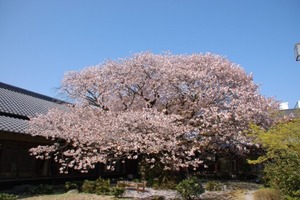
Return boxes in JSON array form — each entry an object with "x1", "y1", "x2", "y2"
[
  {"x1": 249, "y1": 115, "x2": 300, "y2": 198},
  {"x1": 28, "y1": 52, "x2": 278, "y2": 173}
]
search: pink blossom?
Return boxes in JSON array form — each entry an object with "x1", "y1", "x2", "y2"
[{"x1": 28, "y1": 52, "x2": 278, "y2": 173}]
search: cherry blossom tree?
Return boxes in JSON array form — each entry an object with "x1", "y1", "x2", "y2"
[{"x1": 28, "y1": 52, "x2": 278, "y2": 173}]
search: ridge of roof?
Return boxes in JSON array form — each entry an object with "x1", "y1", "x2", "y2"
[{"x1": 0, "y1": 82, "x2": 66, "y2": 104}]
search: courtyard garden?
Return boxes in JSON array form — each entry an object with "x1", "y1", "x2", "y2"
[
  {"x1": 0, "y1": 177, "x2": 285, "y2": 200},
  {"x1": 1, "y1": 53, "x2": 299, "y2": 200}
]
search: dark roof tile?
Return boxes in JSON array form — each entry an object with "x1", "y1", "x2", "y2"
[
  {"x1": 0, "y1": 82, "x2": 66, "y2": 118},
  {"x1": 0, "y1": 82, "x2": 68, "y2": 134},
  {"x1": 0, "y1": 115, "x2": 29, "y2": 134}
]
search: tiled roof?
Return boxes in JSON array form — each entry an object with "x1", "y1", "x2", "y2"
[
  {"x1": 0, "y1": 115, "x2": 29, "y2": 134},
  {"x1": 0, "y1": 82, "x2": 67, "y2": 134}
]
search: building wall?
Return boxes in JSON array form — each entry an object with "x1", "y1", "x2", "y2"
[{"x1": 0, "y1": 131, "x2": 138, "y2": 188}]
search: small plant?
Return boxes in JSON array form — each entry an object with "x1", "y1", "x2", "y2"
[
  {"x1": 29, "y1": 184, "x2": 53, "y2": 194},
  {"x1": 176, "y1": 177, "x2": 205, "y2": 200},
  {"x1": 65, "y1": 181, "x2": 79, "y2": 191},
  {"x1": 82, "y1": 180, "x2": 96, "y2": 193},
  {"x1": 95, "y1": 178, "x2": 111, "y2": 195},
  {"x1": 81, "y1": 177, "x2": 127, "y2": 197},
  {"x1": 82, "y1": 178, "x2": 111, "y2": 195},
  {"x1": 111, "y1": 187, "x2": 125, "y2": 198},
  {"x1": 205, "y1": 181, "x2": 223, "y2": 191},
  {"x1": 253, "y1": 188, "x2": 283, "y2": 200},
  {"x1": 0, "y1": 193, "x2": 18, "y2": 200}
]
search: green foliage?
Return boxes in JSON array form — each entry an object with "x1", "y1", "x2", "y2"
[
  {"x1": 29, "y1": 184, "x2": 53, "y2": 194},
  {"x1": 82, "y1": 180, "x2": 96, "y2": 193},
  {"x1": 249, "y1": 116, "x2": 300, "y2": 164},
  {"x1": 0, "y1": 193, "x2": 18, "y2": 200},
  {"x1": 82, "y1": 177, "x2": 125, "y2": 196},
  {"x1": 264, "y1": 154, "x2": 300, "y2": 198},
  {"x1": 205, "y1": 181, "x2": 223, "y2": 191},
  {"x1": 253, "y1": 188, "x2": 283, "y2": 200},
  {"x1": 65, "y1": 181, "x2": 80, "y2": 191},
  {"x1": 249, "y1": 117, "x2": 300, "y2": 199},
  {"x1": 94, "y1": 178, "x2": 110, "y2": 195},
  {"x1": 176, "y1": 177, "x2": 205, "y2": 200},
  {"x1": 111, "y1": 187, "x2": 125, "y2": 198}
]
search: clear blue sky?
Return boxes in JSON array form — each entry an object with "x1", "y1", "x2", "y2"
[{"x1": 1, "y1": 0, "x2": 300, "y2": 107}]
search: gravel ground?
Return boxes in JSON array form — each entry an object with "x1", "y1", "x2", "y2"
[
  {"x1": 123, "y1": 187, "x2": 179, "y2": 199},
  {"x1": 122, "y1": 181, "x2": 260, "y2": 200},
  {"x1": 13, "y1": 181, "x2": 260, "y2": 200},
  {"x1": 244, "y1": 190, "x2": 255, "y2": 200}
]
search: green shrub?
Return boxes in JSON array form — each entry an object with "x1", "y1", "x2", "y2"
[
  {"x1": 205, "y1": 181, "x2": 223, "y2": 191},
  {"x1": 111, "y1": 187, "x2": 125, "y2": 198},
  {"x1": 82, "y1": 180, "x2": 96, "y2": 193},
  {"x1": 29, "y1": 184, "x2": 53, "y2": 194},
  {"x1": 95, "y1": 178, "x2": 110, "y2": 195},
  {"x1": 0, "y1": 193, "x2": 18, "y2": 200},
  {"x1": 264, "y1": 154, "x2": 300, "y2": 198},
  {"x1": 253, "y1": 188, "x2": 283, "y2": 200},
  {"x1": 65, "y1": 181, "x2": 79, "y2": 190},
  {"x1": 249, "y1": 118, "x2": 300, "y2": 198},
  {"x1": 176, "y1": 177, "x2": 205, "y2": 200},
  {"x1": 82, "y1": 178, "x2": 129, "y2": 197},
  {"x1": 82, "y1": 178, "x2": 111, "y2": 195}
]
